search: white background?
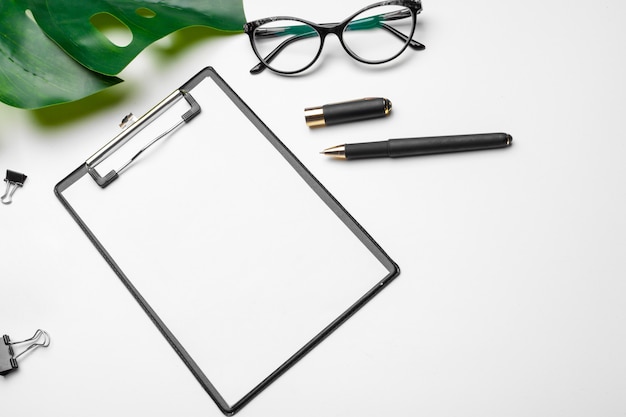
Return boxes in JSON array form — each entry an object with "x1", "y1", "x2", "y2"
[{"x1": 1, "y1": 0, "x2": 625, "y2": 416}]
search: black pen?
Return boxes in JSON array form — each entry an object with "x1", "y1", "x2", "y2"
[{"x1": 321, "y1": 132, "x2": 512, "y2": 160}]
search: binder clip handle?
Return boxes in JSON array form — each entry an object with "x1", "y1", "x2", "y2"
[
  {"x1": 1, "y1": 170, "x2": 27, "y2": 205},
  {"x1": 1, "y1": 329, "x2": 50, "y2": 376}
]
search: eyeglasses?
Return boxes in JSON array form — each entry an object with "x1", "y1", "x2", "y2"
[{"x1": 243, "y1": 0, "x2": 424, "y2": 75}]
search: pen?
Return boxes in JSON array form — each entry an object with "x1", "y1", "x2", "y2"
[
  {"x1": 321, "y1": 132, "x2": 512, "y2": 160},
  {"x1": 305, "y1": 97, "x2": 392, "y2": 127}
]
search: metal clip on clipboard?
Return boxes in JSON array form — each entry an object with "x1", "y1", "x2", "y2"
[
  {"x1": 87, "y1": 91, "x2": 200, "y2": 188},
  {"x1": 55, "y1": 67, "x2": 399, "y2": 415}
]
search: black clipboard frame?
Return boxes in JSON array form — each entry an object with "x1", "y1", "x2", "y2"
[{"x1": 55, "y1": 67, "x2": 399, "y2": 415}]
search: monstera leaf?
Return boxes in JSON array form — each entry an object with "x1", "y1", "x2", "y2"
[
  {"x1": 0, "y1": 0, "x2": 246, "y2": 109},
  {"x1": 28, "y1": 0, "x2": 246, "y2": 75},
  {"x1": 0, "y1": 0, "x2": 122, "y2": 109}
]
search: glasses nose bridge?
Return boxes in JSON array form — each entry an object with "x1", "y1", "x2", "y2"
[
  {"x1": 317, "y1": 22, "x2": 346, "y2": 39},
  {"x1": 315, "y1": 22, "x2": 349, "y2": 53}
]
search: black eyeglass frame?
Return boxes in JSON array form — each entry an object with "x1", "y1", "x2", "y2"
[{"x1": 244, "y1": 0, "x2": 424, "y2": 75}]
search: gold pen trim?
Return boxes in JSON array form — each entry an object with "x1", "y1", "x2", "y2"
[
  {"x1": 304, "y1": 107, "x2": 326, "y2": 127},
  {"x1": 320, "y1": 145, "x2": 347, "y2": 159},
  {"x1": 383, "y1": 98, "x2": 392, "y2": 116}
]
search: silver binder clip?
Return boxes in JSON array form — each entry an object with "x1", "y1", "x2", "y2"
[
  {"x1": 1, "y1": 329, "x2": 50, "y2": 376},
  {"x1": 1, "y1": 170, "x2": 27, "y2": 205}
]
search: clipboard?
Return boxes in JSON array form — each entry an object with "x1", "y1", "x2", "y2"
[{"x1": 55, "y1": 67, "x2": 399, "y2": 415}]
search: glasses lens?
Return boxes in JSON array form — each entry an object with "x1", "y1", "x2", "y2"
[
  {"x1": 253, "y1": 19, "x2": 321, "y2": 74},
  {"x1": 342, "y1": 5, "x2": 414, "y2": 63}
]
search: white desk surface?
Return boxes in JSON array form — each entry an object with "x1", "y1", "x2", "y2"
[{"x1": 2, "y1": 0, "x2": 625, "y2": 415}]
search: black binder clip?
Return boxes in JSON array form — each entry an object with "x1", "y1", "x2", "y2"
[
  {"x1": 1, "y1": 329, "x2": 50, "y2": 376},
  {"x1": 1, "y1": 170, "x2": 27, "y2": 205}
]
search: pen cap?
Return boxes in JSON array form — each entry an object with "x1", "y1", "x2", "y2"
[{"x1": 305, "y1": 97, "x2": 391, "y2": 127}]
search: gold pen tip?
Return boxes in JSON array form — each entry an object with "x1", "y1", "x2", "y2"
[{"x1": 320, "y1": 145, "x2": 346, "y2": 159}]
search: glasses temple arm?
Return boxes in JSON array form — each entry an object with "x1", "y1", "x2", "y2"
[
  {"x1": 251, "y1": 7, "x2": 418, "y2": 38},
  {"x1": 380, "y1": 23, "x2": 424, "y2": 50},
  {"x1": 250, "y1": 31, "x2": 318, "y2": 74},
  {"x1": 253, "y1": 23, "x2": 318, "y2": 38},
  {"x1": 345, "y1": 13, "x2": 424, "y2": 49}
]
